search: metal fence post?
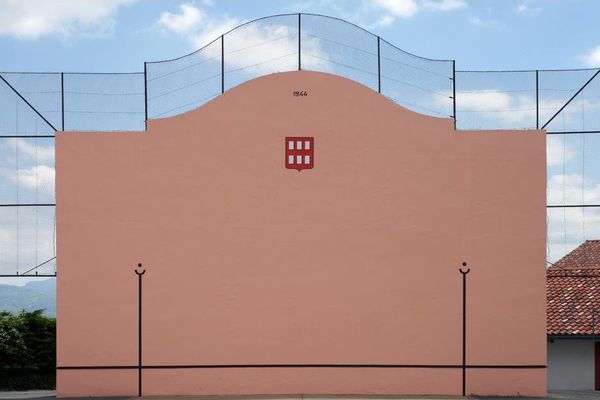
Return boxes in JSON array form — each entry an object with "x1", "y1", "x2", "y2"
[
  {"x1": 459, "y1": 263, "x2": 470, "y2": 397},
  {"x1": 143, "y1": 63, "x2": 148, "y2": 129},
  {"x1": 221, "y1": 35, "x2": 225, "y2": 94},
  {"x1": 61, "y1": 72, "x2": 65, "y2": 131},
  {"x1": 535, "y1": 70, "x2": 539, "y2": 129},
  {"x1": 298, "y1": 13, "x2": 302, "y2": 71},
  {"x1": 452, "y1": 60, "x2": 456, "y2": 130},
  {"x1": 377, "y1": 36, "x2": 381, "y2": 93},
  {"x1": 135, "y1": 263, "x2": 146, "y2": 397}
]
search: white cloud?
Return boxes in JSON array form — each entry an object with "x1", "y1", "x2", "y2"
[
  {"x1": 447, "y1": 89, "x2": 537, "y2": 128},
  {"x1": 456, "y1": 90, "x2": 512, "y2": 111},
  {"x1": 0, "y1": 207, "x2": 56, "y2": 276},
  {"x1": 423, "y1": 0, "x2": 467, "y2": 11},
  {"x1": 0, "y1": 0, "x2": 136, "y2": 39},
  {"x1": 372, "y1": 0, "x2": 419, "y2": 18},
  {"x1": 190, "y1": 16, "x2": 240, "y2": 49},
  {"x1": 547, "y1": 174, "x2": 600, "y2": 206},
  {"x1": 13, "y1": 165, "x2": 56, "y2": 195},
  {"x1": 515, "y1": 2, "x2": 541, "y2": 15},
  {"x1": 547, "y1": 174, "x2": 600, "y2": 262},
  {"x1": 1, "y1": 164, "x2": 56, "y2": 196},
  {"x1": 368, "y1": 0, "x2": 465, "y2": 26},
  {"x1": 0, "y1": 139, "x2": 56, "y2": 196},
  {"x1": 0, "y1": 139, "x2": 55, "y2": 167},
  {"x1": 470, "y1": 16, "x2": 482, "y2": 25},
  {"x1": 469, "y1": 15, "x2": 503, "y2": 29},
  {"x1": 13, "y1": 139, "x2": 55, "y2": 164},
  {"x1": 158, "y1": 3, "x2": 238, "y2": 47},
  {"x1": 444, "y1": 86, "x2": 600, "y2": 130},
  {"x1": 0, "y1": 145, "x2": 55, "y2": 276},
  {"x1": 159, "y1": 3, "x2": 204, "y2": 35},
  {"x1": 157, "y1": 4, "x2": 328, "y2": 75},
  {"x1": 373, "y1": 14, "x2": 396, "y2": 27},
  {"x1": 546, "y1": 136, "x2": 576, "y2": 167},
  {"x1": 583, "y1": 46, "x2": 600, "y2": 68},
  {"x1": 547, "y1": 207, "x2": 600, "y2": 263}
]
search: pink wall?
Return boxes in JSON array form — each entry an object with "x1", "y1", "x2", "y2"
[{"x1": 56, "y1": 71, "x2": 547, "y2": 397}]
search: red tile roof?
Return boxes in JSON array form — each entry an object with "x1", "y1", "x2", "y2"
[
  {"x1": 547, "y1": 240, "x2": 600, "y2": 336},
  {"x1": 552, "y1": 239, "x2": 600, "y2": 269}
]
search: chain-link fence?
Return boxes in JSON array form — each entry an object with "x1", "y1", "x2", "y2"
[{"x1": 1, "y1": 13, "x2": 600, "y2": 276}]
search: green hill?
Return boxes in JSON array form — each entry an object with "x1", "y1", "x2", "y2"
[{"x1": 0, "y1": 279, "x2": 55, "y2": 316}]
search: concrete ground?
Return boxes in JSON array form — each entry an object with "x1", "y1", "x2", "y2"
[
  {"x1": 0, "y1": 392, "x2": 55, "y2": 400},
  {"x1": 547, "y1": 391, "x2": 600, "y2": 399},
  {"x1": 2, "y1": 392, "x2": 600, "y2": 400}
]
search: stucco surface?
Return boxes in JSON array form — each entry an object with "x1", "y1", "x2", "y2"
[
  {"x1": 56, "y1": 71, "x2": 546, "y2": 397},
  {"x1": 547, "y1": 340, "x2": 595, "y2": 391}
]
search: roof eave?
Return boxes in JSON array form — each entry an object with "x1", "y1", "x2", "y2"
[{"x1": 548, "y1": 334, "x2": 599, "y2": 340}]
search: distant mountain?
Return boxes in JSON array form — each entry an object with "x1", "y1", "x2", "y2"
[{"x1": 0, "y1": 279, "x2": 55, "y2": 317}]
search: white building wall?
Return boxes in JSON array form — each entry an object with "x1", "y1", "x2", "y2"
[{"x1": 548, "y1": 340, "x2": 595, "y2": 390}]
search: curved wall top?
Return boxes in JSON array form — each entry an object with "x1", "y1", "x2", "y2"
[{"x1": 144, "y1": 13, "x2": 454, "y2": 121}]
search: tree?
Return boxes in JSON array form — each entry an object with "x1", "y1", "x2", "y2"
[{"x1": 0, "y1": 310, "x2": 56, "y2": 389}]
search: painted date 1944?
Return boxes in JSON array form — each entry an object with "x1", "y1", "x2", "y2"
[{"x1": 293, "y1": 90, "x2": 308, "y2": 97}]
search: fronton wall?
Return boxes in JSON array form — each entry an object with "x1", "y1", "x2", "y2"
[{"x1": 56, "y1": 71, "x2": 547, "y2": 397}]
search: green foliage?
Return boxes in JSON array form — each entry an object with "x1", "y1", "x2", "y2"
[
  {"x1": 0, "y1": 310, "x2": 56, "y2": 390},
  {"x1": 0, "y1": 373, "x2": 55, "y2": 391}
]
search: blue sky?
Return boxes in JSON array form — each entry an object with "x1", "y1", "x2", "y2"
[
  {"x1": 1, "y1": 0, "x2": 600, "y2": 285},
  {"x1": 0, "y1": 0, "x2": 599, "y2": 73}
]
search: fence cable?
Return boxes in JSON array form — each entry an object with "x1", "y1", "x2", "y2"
[
  {"x1": 35, "y1": 120, "x2": 39, "y2": 270},
  {"x1": 581, "y1": 92, "x2": 586, "y2": 246},
  {"x1": 562, "y1": 113, "x2": 567, "y2": 256},
  {"x1": 15, "y1": 100, "x2": 19, "y2": 275}
]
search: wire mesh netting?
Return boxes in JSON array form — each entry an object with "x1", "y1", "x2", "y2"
[
  {"x1": 0, "y1": 137, "x2": 55, "y2": 205},
  {"x1": 63, "y1": 73, "x2": 145, "y2": 131},
  {"x1": 380, "y1": 40, "x2": 453, "y2": 117},
  {"x1": 1, "y1": 72, "x2": 62, "y2": 131},
  {"x1": 146, "y1": 14, "x2": 453, "y2": 121},
  {"x1": 0, "y1": 77, "x2": 56, "y2": 276},
  {"x1": 540, "y1": 69, "x2": 600, "y2": 132},
  {"x1": 2, "y1": 13, "x2": 600, "y2": 276},
  {"x1": 0, "y1": 79, "x2": 56, "y2": 136},
  {"x1": 455, "y1": 70, "x2": 537, "y2": 130},
  {"x1": 0, "y1": 136, "x2": 56, "y2": 276},
  {"x1": 301, "y1": 14, "x2": 378, "y2": 91},
  {"x1": 547, "y1": 132, "x2": 600, "y2": 262},
  {"x1": 225, "y1": 15, "x2": 299, "y2": 91},
  {"x1": 146, "y1": 39, "x2": 222, "y2": 119},
  {"x1": 0, "y1": 206, "x2": 56, "y2": 276}
]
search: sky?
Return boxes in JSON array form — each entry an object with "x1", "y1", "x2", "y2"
[
  {"x1": 1, "y1": 0, "x2": 600, "y2": 286},
  {"x1": 0, "y1": 0, "x2": 599, "y2": 73}
]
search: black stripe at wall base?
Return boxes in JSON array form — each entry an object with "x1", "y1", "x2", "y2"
[{"x1": 57, "y1": 364, "x2": 546, "y2": 370}]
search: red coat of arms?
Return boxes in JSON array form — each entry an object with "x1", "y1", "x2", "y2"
[{"x1": 285, "y1": 137, "x2": 314, "y2": 171}]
